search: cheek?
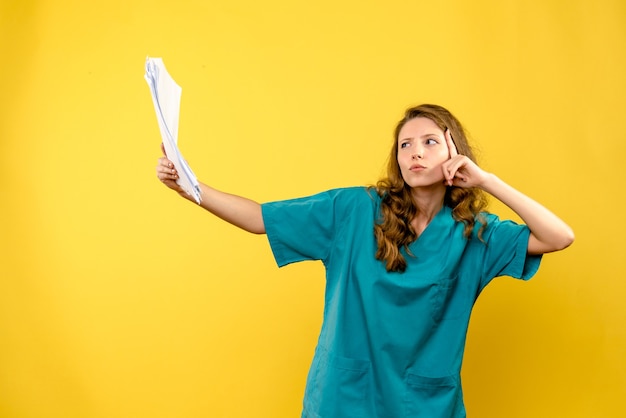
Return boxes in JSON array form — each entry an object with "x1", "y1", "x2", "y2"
[
  {"x1": 397, "y1": 154, "x2": 409, "y2": 169},
  {"x1": 433, "y1": 151, "x2": 450, "y2": 166},
  {"x1": 396, "y1": 159, "x2": 410, "y2": 181},
  {"x1": 430, "y1": 160, "x2": 447, "y2": 179},
  {"x1": 432, "y1": 168, "x2": 445, "y2": 181}
]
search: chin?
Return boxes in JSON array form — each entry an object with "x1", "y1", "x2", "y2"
[{"x1": 406, "y1": 181, "x2": 446, "y2": 191}]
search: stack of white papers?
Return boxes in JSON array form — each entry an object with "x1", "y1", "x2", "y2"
[{"x1": 145, "y1": 57, "x2": 202, "y2": 204}]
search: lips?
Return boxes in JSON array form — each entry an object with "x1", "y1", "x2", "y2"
[{"x1": 409, "y1": 164, "x2": 426, "y2": 171}]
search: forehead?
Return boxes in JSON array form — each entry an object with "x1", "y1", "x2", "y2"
[{"x1": 398, "y1": 117, "x2": 442, "y2": 139}]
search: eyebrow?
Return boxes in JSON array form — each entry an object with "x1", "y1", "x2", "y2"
[{"x1": 398, "y1": 132, "x2": 442, "y2": 142}]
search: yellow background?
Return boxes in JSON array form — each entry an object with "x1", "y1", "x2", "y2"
[{"x1": 1, "y1": 0, "x2": 624, "y2": 417}]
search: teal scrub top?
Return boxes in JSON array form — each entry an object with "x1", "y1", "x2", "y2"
[{"x1": 261, "y1": 187, "x2": 542, "y2": 418}]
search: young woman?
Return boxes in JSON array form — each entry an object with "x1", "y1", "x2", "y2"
[{"x1": 156, "y1": 104, "x2": 574, "y2": 418}]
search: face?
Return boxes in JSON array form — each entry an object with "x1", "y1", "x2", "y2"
[{"x1": 397, "y1": 117, "x2": 450, "y2": 189}]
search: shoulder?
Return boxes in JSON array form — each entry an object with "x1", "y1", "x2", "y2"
[
  {"x1": 478, "y1": 212, "x2": 522, "y2": 229},
  {"x1": 325, "y1": 186, "x2": 378, "y2": 200},
  {"x1": 476, "y1": 211, "x2": 529, "y2": 242},
  {"x1": 324, "y1": 186, "x2": 381, "y2": 211},
  {"x1": 263, "y1": 186, "x2": 378, "y2": 213}
]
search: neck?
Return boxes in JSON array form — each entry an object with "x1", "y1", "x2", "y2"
[{"x1": 409, "y1": 186, "x2": 446, "y2": 228}]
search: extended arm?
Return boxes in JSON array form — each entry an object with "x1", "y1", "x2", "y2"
[{"x1": 156, "y1": 148, "x2": 265, "y2": 234}]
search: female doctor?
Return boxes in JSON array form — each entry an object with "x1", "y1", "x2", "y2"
[{"x1": 156, "y1": 103, "x2": 574, "y2": 418}]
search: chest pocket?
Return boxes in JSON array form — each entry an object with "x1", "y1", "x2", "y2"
[{"x1": 429, "y1": 275, "x2": 473, "y2": 322}]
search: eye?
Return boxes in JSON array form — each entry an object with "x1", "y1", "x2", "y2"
[
  {"x1": 400, "y1": 141, "x2": 411, "y2": 149},
  {"x1": 425, "y1": 138, "x2": 439, "y2": 145}
]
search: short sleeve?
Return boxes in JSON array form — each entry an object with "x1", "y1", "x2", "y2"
[
  {"x1": 479, "y1": 214, "x2": 543, "y2": 289},
  {"x1": 261, "y1": 190, "x2": 342, "y2": 267}
]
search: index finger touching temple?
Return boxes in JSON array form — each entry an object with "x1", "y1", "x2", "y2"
[{"x1": 446, "y1": 129, "x2": 458, "y2": 158}]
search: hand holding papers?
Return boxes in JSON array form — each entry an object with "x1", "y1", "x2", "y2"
[{"x1": 145, "y1": 57, "x2": 202, "y2": 204}]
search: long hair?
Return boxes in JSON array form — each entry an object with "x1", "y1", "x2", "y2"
[{"x1": 372, "y1": 104, "x2": 488, "y2": 272}]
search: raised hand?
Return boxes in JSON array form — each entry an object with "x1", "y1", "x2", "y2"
[
  {"x1": 156, "y1": 143, "x2": 185, "y2": 194},
  {"x1": 442, "y1": 130, "x2": 488, "y2": 188},
  {"x1": 439, "y1": 130, "x2": 573, "y2": 253}
]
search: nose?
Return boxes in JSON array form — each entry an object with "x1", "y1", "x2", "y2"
[{"x1": 412, "y1": 146, "x2": 424, "y2": 160}]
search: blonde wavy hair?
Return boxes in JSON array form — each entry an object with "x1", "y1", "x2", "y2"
[{"x1": 372, "y1": 104, "x2": 488, "y2": 272}]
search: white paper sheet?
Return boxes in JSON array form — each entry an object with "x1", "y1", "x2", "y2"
[{"x1": 145, "y1": 57, "x2": 201, "y2": 203}]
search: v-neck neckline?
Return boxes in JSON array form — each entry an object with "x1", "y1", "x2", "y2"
[
  {"x1": 416, "y1": 205, "x2": 447, "y2": 236},
  {"x1": 411, "y1": 205, "x2": 452, "y2": 245}
]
